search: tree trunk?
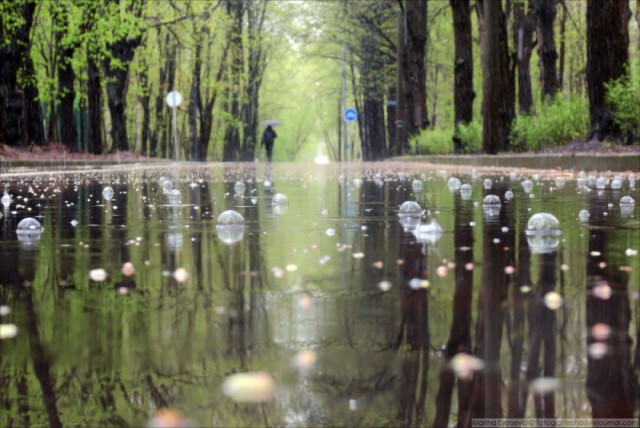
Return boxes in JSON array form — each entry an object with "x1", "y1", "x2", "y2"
[
  {"x1": 55, "y1": 7, "x2": 78, "y2": 151},
  {"x1": 450, "y1": 0, "x2": 475, "y2": 153},
  {"x1": 513, "y1": 1, "x2": 534, "y2": 115},
  {"x1": 189, "y1": 33, "x2": 203, "y2": 161},
  {"x1": 586, "y1": 0, "x2": 630, "y2": 140},
  {"x1": 87, "y1": 45, "x2": 103, "y2": 154},
  {"x1": 386, "y1": 85, "x2": 396, "y2": 157},
  {"x1": 394, "y1": 0, "x2": 429, "y2": 155},
  {"x1": 558, "y1": 0, "x2": 567, "y2": 91},
  {"x1": 199, "y1": 35, "x2": 230, "y2": 161},
  {"x1": 0, "y1": 1, "x2": 44, "y2": 147},
  {"x1": 105, "y1": 36, "x2": 141, "y2": 152},
  {"x1": 482, "y1": 0, "x2": 511, "y2": 154},
  {"x1": 536, "y1": 0, "x2": 559, "y2": 100},
  {"x1": 223, "y1": 0, "x2": 244, "y2": 162},
  {"x1": 138, "y1": 57, "x2": 150, "y2": 157},
  {"x1": 152, "y1": 31, "x2": 174, "y2": 158}
]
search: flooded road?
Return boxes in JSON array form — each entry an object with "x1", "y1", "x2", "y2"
[{"x1": 1, "y1": 163, "x2": 639, "y2": 427}]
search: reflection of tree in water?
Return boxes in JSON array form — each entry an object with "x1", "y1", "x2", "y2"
[
  {"x1": 434, "y1": 190, "x2": 474, "y2": 427},
  {"x1": 585, "y1": 192, "x2": 637, "y2": 419},
  {"x1": 1, "y1": 235, "x2": 63, "y2": 427},
  {"x1": 465, "y1": 183, "x2": 511, "y2": 423},
  {"x1": 395, "y1": 229, "x2": 430, "y2": 426},
  {"x1": 507, "y1": 226, "x2": 531, "y2": 419}
]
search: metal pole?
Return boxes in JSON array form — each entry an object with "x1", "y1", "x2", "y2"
[
  {"x1": 172, "y1": 106, "x2": 178, "y2": 160},
  {"x1": 341, "y1": 43, "x2": 347, "y2": 163}
]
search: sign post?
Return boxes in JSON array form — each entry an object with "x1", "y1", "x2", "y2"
[
  {"x1": 343, "y1": 108, "x2": 357, "y2": 162},
  {"x1": 165, "y1": 91, "x2": 182, "y2": 160}
]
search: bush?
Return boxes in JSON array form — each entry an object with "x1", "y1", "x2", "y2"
[
  {"x1": 410, "y1": 127, "x2": 453, "y2": 154},
  {"x1": 410, "y1": 121, "x2": 481, "y2": 155},
  {"x1": 457, "y1": 121, "x2": 482, "y2": 153},
  {"x1": 511, "y1": 95, "x2": 589, "y2": 151},
  {"x1": 605, "y1": 61, "x2": 640, "y2": 138}
]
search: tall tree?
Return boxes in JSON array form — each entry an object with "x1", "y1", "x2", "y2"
[
  {"x1": 481, "y1": 0, "x2": 513, "y2": 153},
  {"x1": 0, "y1": 0, "x2": 45, "y2": 147},
  {"x1": 222, "y1": 0, "x2": 244, "y2": 161},
  {"x1": 450, "y1": 0, "x2": 475, "y2": 153},
  {"x1": 394, "y1": 0, "x2": 429, "y2": 156},
  {"x1": 586, "y1": 0, "x2": 631, "y2": 140},
  {"x1": 242, "y1": 0, "x2": 268, "y2": 161},
  {"x1": 513, "y1": 0, "x2": 535, "y2": 114},
  {"x1": 54, "y1": 3, "x2": 79, "y2": 151},
  {"x1": 536, "y1": 0, "x2": 559, "y2": 100},
  {"x1": 103, "y1": 0, "x2": 145, "y2": 152},
  {"x1": 86, "y1": 2, "x2": 103, "y2": 155}
]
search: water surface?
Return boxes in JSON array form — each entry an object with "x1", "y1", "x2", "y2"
[{"x1": 1, "y1": 163, "x2": 638, "y2": 427}]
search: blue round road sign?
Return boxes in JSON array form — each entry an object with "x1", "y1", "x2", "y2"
[{"x1": 344, "y1": 108, "x2": 358, "y2": 122}]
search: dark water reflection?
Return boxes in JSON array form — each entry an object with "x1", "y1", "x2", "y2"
[{"x1": 0, "y1": 164, "x2": 638, "y2": 427}]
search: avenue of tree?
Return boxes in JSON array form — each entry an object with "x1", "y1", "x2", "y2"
[{"x1": 0, "y1": 0, "x2": 638, "y2": 161}]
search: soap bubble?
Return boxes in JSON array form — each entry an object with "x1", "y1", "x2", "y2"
[
  {"x1": 483, "y1": 195, "x2": 501, "y2": 205},
  {"x1": 272, "y1": 193, "x2": 289, "y2": 206},
  {"x1": 451, "y1": 353, "x2": 484, "y2": 380},
  {"x1": 0, "y1": 324, "x2": 18, "y2": 339},
  {"x1": 530, "y1": 377, "x2": 562, "y2": 394},
  {"x1": 217, "y1": 210, "x2": 244, "y2": 225},
  {"x1": 216, "y1": 210, "x2": 244, "y2": 244},
  {"x1": 504, "y1": 190, "x2": 514, "y2": 200},
  {"x1": 293, "y1": 350, "x2": 318, "y2": 370},
  {"x1": 595, "y1": 177, "x2": 606, "y2": 190},
  {"x1": 412, "y1": 220, "x2": 444, "y2": 244},
  {"x1": 147, "y1": 408, "x2": 192, "y2": 428},
  {"x1": 591, "y1": 323, "x2": 611, "y2": 341},
  {"x1": 588, "y1": 343, "x2": 608, "y2": 359},
  {"x1": 398, "y1": 201, "x2": 422, "y2": 230},
  {"x1": 216, "y1": 224, "x2": 245, "y2": 245},
  {"x1": 482, "y1": 195, "x2": 501, "y2": 217},
  {"x1": 555, "y1": 176, "x2": 566, "y2": 188},
  {"x1": 526, "y1": 213, "x2": 561, "y2": 253},
  {"x1": 16, "y1": 217, "x2": 43, "y2": 234},
  {"x1": 543, "y1": 291, "x2": 563, "y2": 310},
  {"x1": 587, "y1": 175, "x2": 597, "y2": 188},
  {"x1": 412, "y1": 180, "x2": 423, "y2": 193},
  {"x1": 102, "y1": 186, "x2": 114, "y2": 201},
  {"x1": 89, "y1": 268, "x2": 108, "y2": 282},
  {"x1": 460, "y1": 184, "x2": 472, "y2": 200},
  {"x1": 620, "y1": 196, "x2": 635, "y2": 205},
  {"x1": 264, "y1": 179, "x2": 272, "y2": 188},
  {"x1": 161, "y1": 180, "x2": 174, "y2": 193},
  {"x1": 168, "y1": 189, "x2": 182, "y2": 204},
  {"x1": 1, "y1": 192, "x2": 11, "y2": 207},
  {"x1": 399, "y1": 201, "x2": 422, "y2": 215},
  {"x1": 448, "y1": 177, "x2": 462, "y2": 191},
  {"x1": 483, "y1": 178, "x2": 493, "y2": 190},
  {"x1": 610, "y1": 178, "x2": 623, "y2": 190},
  {"x1": 578, "y1": 209, "x2": 590, "y2": 222},
  {"x1": 521, "y1": 179, "x2": 534, "y2": 193},
  {"x1": 352, "y1": 178, "x2": 363, "y2": 187},
  {"x1": 577, "y1": 177, "x2": 587, "y2": 188},
  {"x1": 234, "y1": 181, "x2": 246, "y2": 195},
  {"x1": 222, "y1": 372, "x2": 275, "y2": 403},
  {"x1": 526, "y1": 213, "x2": 560, "y2": 234}
]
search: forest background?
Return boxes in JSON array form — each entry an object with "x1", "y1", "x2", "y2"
[{"x1": 0, "y1": 0, "x2": 638, "y2": 162}]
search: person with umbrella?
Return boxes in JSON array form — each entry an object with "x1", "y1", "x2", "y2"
[{"x1": 261, "y1": 121, "x2": 279, "y2": 162}]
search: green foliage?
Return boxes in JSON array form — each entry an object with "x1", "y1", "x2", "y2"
[
  {"x1": 410, "y1": 127, "x2": 454, "y2": 155},
  {"x1": 457, "y1": 121, "x2": 482, "y2": 153},
  {"x1": 511, "y1": 96, "x2": 589, "y2": 151},
  {"x1": 605, "y1": 60, "x2": 640, "y2": 137},
  {"x1": 410, "y1": 121, "x2": 481, "y2": 155}
]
